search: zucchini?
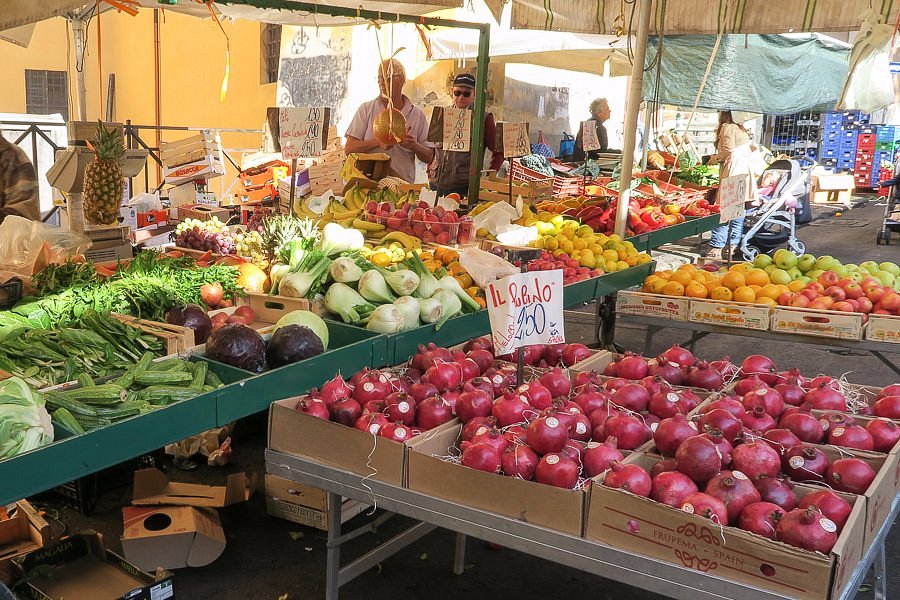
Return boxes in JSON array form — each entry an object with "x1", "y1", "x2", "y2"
[
  {"x1": 204, "y1": 369, "x2": 224, "y2": 388},
  {"x1": 137, "y1": 386, "x2": 199, "y2": 405},
  {"x1": 148, "y1": 358, "x2": 188, "y2": 372},
  {"x1": 76, "y1": 373, "x2": 95, "y2": 388},
  {"x1": 189, "y1": 361, "x2": 208, "y2": 391},
  {"x1": 52, "y1": 407, "x2": 85, "y2": 434},
  {"x1": 134, "y1": 371, "x2": 193, "y2": 386},
  {"x1": 55, "y1": 384, "x2": 126, "y2": 405},
  {"x1": 115, "y1": 351, "x2": 155, "y2": 388},
  {"x1": 72, "y1": 414, "x2": 114, "y2": 430},
  {"x1": 45, "y1": 392, "x2": 99, "y2": 417},
  {"x1": 95, "y1": 401, "x2": 147, "y2": 420}
]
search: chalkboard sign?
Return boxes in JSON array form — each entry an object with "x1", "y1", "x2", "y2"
[
  {"x1": 266, "y1": 106, "x2": 331, "y2": 158},
  {"x1": 500, "y1": 122, "x2": 530, "y2": 158}
]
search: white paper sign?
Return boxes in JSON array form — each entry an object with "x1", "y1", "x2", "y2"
[
  {"x1": 279, "y1": 107, "x2": 328, "y2": 159},
  {"x1": 486, "y1": 270, "x2": 565, "y2": 355},
  {"x1": 718, "y1": 174, "x2": 750, "y2": 223},
  {"x1": 581, "y1": 120, "x2": 601, "y2": 152},
  {"x1": 442, "y1": 107, "x2": 471, "y2": 153},
  {"x1": 502, "y1": 122, "x2": 530, "y2": 158}
]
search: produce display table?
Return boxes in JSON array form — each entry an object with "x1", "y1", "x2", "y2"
[
  {"x1": 614, "y1": 314, "x2": 900, "y2": 378},
  {"x1": 625, "y1": 214, "x2": 721, "y2": 253},
  {"x1": 266, "y1": 449, "x2": 898, "y2": 600}
]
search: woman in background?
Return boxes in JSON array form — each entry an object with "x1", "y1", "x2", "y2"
[{"x1": 705, "y1": 111, "x2": 753, "y2": 259}]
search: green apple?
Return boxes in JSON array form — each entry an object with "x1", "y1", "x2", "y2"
[
  {"x1": 807, "y1": 269, "x2": 824, "y2": 280},
  {"x1": 753, "y1": 254, "x2": 773, "y2": 269},
  {"x1": 774, "y1": 249, "x2": 798, "y2": 270},
  {"x1": 786, "y1": 267, "x2": 803, "y2": 280},
  {"x1": 815, "y1": 255, "x2": 839, "y2": 271},
  {"x1": 796, "y1": 254, "x2": 817, "y2": 272},
  {"x1": 859, "y1": 260, "x2": 880, "y2": 274},
  {"x1": 832, "y1": 264, "x2": 848, "y2": 277},
  {"x1": 879, "y1": 262, "x2": 900, "y2": 276},
  {"x1": 764, "y1": 265, "x2": 778, "y2": 276},
  {"x1": 845, "y1": 271, "x2": 864, "y2": 282},
  {"x1": 770, "y1": 269, "x2": 792, "y2": 285},
  {"x1": 844, "y1": 263, "x2": 859, "y2": 272},
  {"x1": 874, "y1": 270, "x2": 896, "y2": 287},
  {"x1": 797, "y1": 276, "x2": 812, "y2": 285}
]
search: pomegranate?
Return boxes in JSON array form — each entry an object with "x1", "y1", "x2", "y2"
[
  {"x1": 561, "y1": 343, "x2": 592, "y2": 367},
  {"x1": 461, "y1": 417, "x2": 496, "y2": 443},
  {"x1": 461, "y1": 442, "x2": 502, "y2": 473},
  {"x1": 535, "y1": 453, "x2": 580, "y2": 488},
  {"x1": 457, "y1": 358, "x2": 481, "y2": 381},
  {"x1": 681, "y1": 492, "x2": 728, "y2": 524},
  {"x1": 416, "y1": 396, "x2": 453, "y2": 430},
  {"x1": 654, "y1": 414, "x2": 699, "y2": 457},
  {"x1": 409, "y1": 381, "x2": 439, "y2": 403},
  {"x1": 684, "y1": 362, "x2": 724, "y2": 390},
  {"x1": 503, "y1": 424, "x2": 528, "y2": 446},
  {"x1": 456, "y1": 386, "x2": 494, "y2": 423},
  {"x1": 741, "y1": 406, "x2": 777, "y2": 433},
  {"x1": 295, "y1": 397, "x2": 330, "y2": 420},
  {"x1": 354, "y1": 412, "x2": 390, "y2": 435},
  {"x1": 698, "y1": 408, "x2": 744, "y2": 443},
  {"x1": 878, "y1": 384, "x2": 900, "y2": 398},
  {"x1": 804, "y1": 383, "x2": 847, "y2": 411},
  {"x1": 782, "y1": 446, "x2": 830, "y2": 482},
  {"x1": 777, "y1": 367, "x2": 807, "y2": 386},
  {"x1": 734, "y1": 374, "x2": 769, "y2": 397},
  {"x1": 602, "y1": 462, "x2": 651, "y2": 496},
  {"x1": 526, "y1": 415, "x2": 569, "y2": 455},
  {"x1": 465, "y1": 349, "x2": 494, "y2": 374},
  {"x1": 779, "y1": 411, "x2": 826, "y2": 443},
  {"x1": 873, "y1": 395, "x2": 900, "y2": 419},
  {"x1": 569, "y1": 412, "x2": 593, "y2": 442},
  {"x1": 775, "y1": 378, "x2": 806, "y2": 406},
  {"x1": 675, "y1": 436, "x2": 721, "y2": 484},
  {"x1": 753, "y1": 477, "x2": 797, "y2": 511},
  {"x1": 573, "y1": 371, "x2": 603, "y2": 389},
  {"x1": 471, "y1": 427, "x2": 509, "y2": 455},
  {"x1": 776, "y1": 507, "x2": 838, "y2": 553},
  {"x1": 383, "y1": 394, "x2": 415, "y2": 426},
  {"x1": 805, "y1": 375, "x2": 838, "y2": 390},
  {"x1": 704, "y1": 471, "x2": 762, "y2": 523},
  {"x1": 699, "y1": 429, "x2": 733, "y2": 468},
  {"x1": 484, "y1": 369, "x2": 511, "y2": 396},
  {"x1": 828, "y1": 424, "x2": 874, "y2": 451},
  {"x1": 650, "y1": 458, "x2": 677, "y2": 478},
  {"x1": 867, "y1": 418, "x2": 900, "y2": 453},
  {"x1": 572, "y1": 386, "x2": 610, "y2": 415},
  {"x1": 602, "y1": 413, "x2": 651, "y2": 449},
  {"x1": 519, "y1": 382, "x2": 554, "y2": 411},
  {"x1": 362, "y1": 399, "x2": 386, "y2": 415},
  {"x1": 819, "y1": 411, "x2": 854, "y2": 435},
  {"x1": 738, "y1": 502, "x2": 784, "y2": 539},
  {"x1": 614, "y1": 353, "x2": 650, "y2": 380},
  {"x1": 826, "y1": 458, "x2": 876, "y2": 494},
  {"x1": 320, "y1": 375, "x2": 352, "y2": 406},
  {"x1": 705, "y1": 396, "x2": 745, "y2": 418},
  {"x1": 540, "y1": 343, "x2": 566, "y2": 366},
  {"x1": 648, "y1": 390, "x2": 687, "y2": 419},
  {"x1": 352, "y1": 378, "x2": 388, "y2": 406},
  {"x1": 551, "y1": 401, "x2": 582, "y2": 431},
  {"x1": 379, "y1": 422, "x2": 413, "y2": 442},
  {"x1": 425, "y1": 362, "x2": 463, "y2": 392},
  {"x1": 762, "y1": 429, "x2": 803, "y2": 455},
  {"x1": 741, "y1": 355, "x2": 778, "y2": 385},
  {"x1": 539, "y1": 368, "x2": 571, "y2": 399},
  {"x1": 709, "y1": 357, "x2": 740, "y2": 380},
  {"x1": 679, "y1": 390, "x2": 703, "y2": 413},
  {"x1": 650, "y1": 471, "x2": 698, "y2": 507},
  {"x1": 500, "y1": 445, "x2": 539, "y2": 480},
  {"x1": 561, "y1": 440, "x2": 584, "y2": 464},
  {"x1": 648, "y1": 361, "x2": 685, "y2": 385},
  {"x1": 467, "y1": 377, "x2": 496, "y2": 399},
  {"x1": 640, "y1": 375, "x2": 671, "y2": 396},
  {"x1": 659, "y1": 344, "x2": 695, "y2": 368},
  {"x1": 611, "y1": 384, "x2": 651, "y2": 412},
  {"x1": 732, "y1": 441, "x2": 781, "y2": 480},
  {"x1": 798, "y1": 490, "x2": 852, "y2": 529},
  {"x1": 331, "y1": 397, "x2": 363, "y2": 426},
  {"x1": 491, "y1": 390, "x2": 531, "y2": 427},
  {"x1": 604, "y1": 377, "x2": 629, "y2": 392},
  {"x1": 583, "y1": 438, "x2": 624, "y2": 477},
  {"x1": 742, "y1": 387, "x2": 785, "y2": 418}
]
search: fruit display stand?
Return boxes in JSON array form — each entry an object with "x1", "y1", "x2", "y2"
[
  {"x1": 625, "y1": 214, "x2": 721, "y2": 253},
  {"x1": 265, "y1": 448, "x2": 898, "y2": 600}
]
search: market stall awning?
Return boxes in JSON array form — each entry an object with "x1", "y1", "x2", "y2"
[
  {"x1": 642, "y1": 33, "x2": 851, "y2": 114},
  {"x1": 428, "y1": 29, "x2": 633, "y2": 77},
  {"x1": 506, "y1": 0, "x2": 897, "y2": 34}
]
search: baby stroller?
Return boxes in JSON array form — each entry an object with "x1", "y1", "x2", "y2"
[{"x1": 737, "y1": 158, "x2": 811, "y2": 261}]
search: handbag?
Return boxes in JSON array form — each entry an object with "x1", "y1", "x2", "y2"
[
  {"x1": 530, "y1": 130, "x2": 555, "y2": 158},
  {"x1": 559, "y1": 132, "x2": 575, "y2": 158}
]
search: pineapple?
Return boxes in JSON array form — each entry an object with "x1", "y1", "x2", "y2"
[{"x1": 83, "y1": 121, "x2": 125, "y2": 225}]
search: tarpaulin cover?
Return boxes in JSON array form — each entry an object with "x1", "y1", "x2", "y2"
[{"x1": 641, "y1": 34, "x2": 851, "y2": 115}]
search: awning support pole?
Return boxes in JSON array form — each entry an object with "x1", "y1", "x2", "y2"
[{"x1": 71, "y1": 17, "x2": 88, "y2": 121}]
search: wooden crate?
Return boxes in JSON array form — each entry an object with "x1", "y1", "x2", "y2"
[
  {"x1": 479, "y1": 176, "x2": 551, "y2": 201},
  {"x1": 160, "y1": 131, "x2": 220, "y2": 168},
  {"x1": 615, "y1": 291, "x2": 690, "y2": 321},
  {"x1": 865, "y1": 313, "x2": 900, "y2": 344},
  {"x1": 110, "y1": 313, "x2": 196, "y2": 352},
  {"x1": 771, "y1": 306, "x2": 865, "y2": 340},
  {"x1": 689, "y1": 298, "x2": 771, "y2": 330}
]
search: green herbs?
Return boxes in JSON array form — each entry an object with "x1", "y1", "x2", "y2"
[
  {"x1": 31, "y1": 260, "x2": 97, "y2": 295},
  {"x1": 677, "y1": 164, "x2": 720, "y2": 187}
]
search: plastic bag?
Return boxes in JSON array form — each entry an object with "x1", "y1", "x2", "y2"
[
  {"x1": 837, "y1": 12, "x2": 896, "y2": 113},
  {"x1": 459, "y1": 247, "x2": 519, "y2": 289},
  {"x1": 0, "y1": 216, "x2": 91, "y2": 285},
  {"x1": 471, "y1": 200, "x2": 520, "y2": 237},
  {"x1": 128, "y1": 191, "x2": 162, "y2": 212}
]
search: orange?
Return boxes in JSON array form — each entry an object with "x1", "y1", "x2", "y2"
[
  {"x1": 647, "y1": 279, "x2": 668, "y2": 293},
  {"x1": 677, "y1": 264, "x2": 698, "y2": 274},
  {"x1": 685, "y1": 282, "x2": 709, "y2": 298},
  {"x1": 720, "y1": 271, "x2": 746, "y2": 291},
  {"x1": 729, "y1": 262, "x2": 753, "y2": 274},
  {"x1": 710, "y1": 286, "x2": 733, "y2": 301},
  {"x1": 703, "y1": 280, "x2": 720, "y2": 293},
  {"x1": 733, "y1": 286, "x2": 757, "y2": 303},
  {"x1": 662, "y1": 281, "x2": 686, "y2": 296},
  {"x1": 788, "y1": 280, "x2": 808, "y2": 293},
  {"x1": 756, "y1": 296, "x2": 777, "y2": 309},
  {"x1": 758, "y1": 283, "x2": 782, "y2": 300},
  {"x1": 775, "y1": 284, "x2": 790, "y2": 297},
  {"x1": 669, "y1": 271, "x2": 693, "y2": 287},
  {"x1": 745, "y1": 268, "x2": 770, "y2": 287},
  {"x1": 749, "y1": 284, "x2": 763, "y2": 294},
  {"x1": 655, "y1": 270, "x2": 672, "y2": 280}
]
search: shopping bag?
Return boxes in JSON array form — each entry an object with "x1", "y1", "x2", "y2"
[
  {"x1": 559, "y1": 132, "x2": 575, "y2": 157},
  {"x1": 530, "y1": 130, "x2": 555, "y2": 158}
]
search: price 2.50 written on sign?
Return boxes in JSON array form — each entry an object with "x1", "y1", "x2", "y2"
[
  {"x1": 277, "y1": 106, "x2": 330, "y2": 159},
  {"x1": 718, "y1": 173, "x2": 750, "y2": 224},
  {"x1": 581, "y1": 120, "x2": 601, "y2": 152},
  {"x1": 501, "y1": 121, "x2": 530, "y2": 158},
  {"x1": 486, "y1": 270, "x2": 565, "y2": 355},
  {"x1": 442, "y1": 107, "x2": 472, "y2": 152}
]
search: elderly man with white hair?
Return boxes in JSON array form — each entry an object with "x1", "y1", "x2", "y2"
[
  {"x1": 573, "y1": 97, "x2": 613, "y2": 161},
  {"x1": 345, "y1": 58, "x2": 434, "y2": 183}
]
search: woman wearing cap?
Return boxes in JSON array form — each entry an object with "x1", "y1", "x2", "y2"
[
  {"x1": 572, "y1": 98, "x2": 611, "y2": 161},
  {"x1": 430, "y1": 73, "x2": 504, "y2": 198},
  {"x1": 345, "y1": 59, "x2": 434, "y2": 183}
]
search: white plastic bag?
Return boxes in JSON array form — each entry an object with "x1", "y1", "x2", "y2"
[
  {"x1": 837, "y1": 12, "x2": 896, "y2": 113},
  {"x1": 471, "y1": 200, "x2": 521, "y2": 236},
  {"x1": 459, "y1": 247, "x2": 519, "y2": 289},
  {"x1": 128, "y1": 191, "x2": 162, "y2": 212},
  {"x1": 0, "y1": 216, "x2": 90, "y2": 285}
]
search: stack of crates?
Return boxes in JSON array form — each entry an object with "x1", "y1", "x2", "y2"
[
  {"x1": 853, "y1": 126, "x2": 877, "y2": 188},
  {"x1": 819, "y1": 112, "x2": 843, "y2": 169},
  {"x1": 873, "y1": 125, "x2": 900, "y2": 185},
  {"x1": 769, "y1": 112, "x2": 820, "y2": 160}
]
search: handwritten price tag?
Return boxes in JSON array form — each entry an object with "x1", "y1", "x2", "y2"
[
  {"x1": 502, "y1": 122, "x2": 530, "y2": 158},
  {"x1": 442, "y1": 107, "x2": 471, "y2": 153},
  {"x1": 581, "y1": 120, "x2": 601, "y2": 152},
  {"x1": 718, "y1": 174, "x2": 750, "y2": 223},
  {"x1": 486, "y1": 270, "x2": 565, "y2": 355},
  {"x1": 279, "y1": 107, "x2": 330, "y2": 159}
]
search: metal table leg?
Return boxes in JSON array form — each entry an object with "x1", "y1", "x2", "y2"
[
  {"x1": 326, "y1": 492, "x2": 342, "y2": 600},
  {"x1": 874, "y1": 541, "x2": 886, "y2": 600},
  {"x1": 871, "y1": 351, "x2": 900, "y2": 378},
  {"x1": 453, "y1": 532, "x2": 467, "y2": 575},
  {"x1": 597, "y1": 295, "x2": 618, "y2": 351}
]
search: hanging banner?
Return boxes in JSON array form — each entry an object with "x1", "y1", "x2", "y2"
[
  {"x1": 718, "y1": 174, "x2": 750, "y2": 223},
  {"x1": 581, "y1": 121, "x2": 601, "y2": 152},
  {"x1": 442, "y1": 107, "x2": 472, "y2": 152},
  {"x1": 486, "y1": 270, "x2": 565, "y2": 355},
  {"x1": 501, "y1": 121, "x2": 531, "y2": 158},
  {"x1": 266, "y1": 106, "x2": 331, "y2": 158}
]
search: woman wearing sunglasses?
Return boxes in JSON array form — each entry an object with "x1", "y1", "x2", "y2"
[{"x1": 430, "y1": 73, "x2": 504, "y2": 198}]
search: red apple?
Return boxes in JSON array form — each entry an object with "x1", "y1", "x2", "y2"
[
  {"x1": 857, "y1": 297, "x2": 874, "y2": 313},
  {"x1": 801, "y1": 289, "x2": 820, "y2": 302},
  {"x1": 818, "y1": 271, "x2": 840, "y2": 287},
  {"x1": 882, "y1": 292, "x2": 900, "y2": 312},
  {"x1": 824, "y1": 286, "x2": 846, "y2": 302},
  {"x1": 842, "y1": 282, "x2": 864, "y2": 300},
  {"x1": 811, "y1": 297, "x2": 834, "y2": 310},
  {"x1": 778, "y1": 292, "x2": 796, "y2": 305},
  {"x1": 859, "y1": 277, "x2": 880, "y2": 289},
  {"x1": 806, "y1": 281, "x2": 826, "y2": 294},
  {"x1": 845, "y1": 298, "x2": 860, "y2": 311},
  {"x1": 873, "y1": 308, "x2": 892, "y2": 315},
  {"x1": 832, "y1": 301, "x2": 855, "y2": 312},
  {"x1": 790, "y1": 295, "x2": 811, "y2": 308}
]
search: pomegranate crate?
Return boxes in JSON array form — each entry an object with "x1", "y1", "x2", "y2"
[
  {"x1": 688, "y1": 298, "x2": 771, "y2": 331},
  {"x1": 865, "y1": 313, "x2": 900, "y2": 344},
  {"x1": 585, "y1": 452, "x2": 867, "y2": 600},
  {"x1": 616, "y1": 291, "x2": 691, "y2": 321},
  {"x1": 406, "y1": 422, "x2": 587, "y2": 536},
  {"x1": 268, "y1": 397, "x2": 460, "y2": 487},
  {"x1": 771, "y1": 306, "x2": 864, "y2": 340},
  {"x1": 809, "y1": 411, "x2": 900, "y2": 456}
]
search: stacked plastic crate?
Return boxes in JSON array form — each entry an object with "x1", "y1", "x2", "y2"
[
  {"x1": 769, "y1": 112, "x2": 820, "y2": 160},
  {"x1": 873, "y1": 125, "x2": 900, "y2": 185},
  {"x1": 819, "y1": 112, "x2": 842, "y2": 169},
  {"x1": 853, "y1": 127, "x2": 877, "y2": 188}
]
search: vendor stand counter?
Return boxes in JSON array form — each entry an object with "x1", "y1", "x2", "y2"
[
  {"x1": 625, "y1": 214, "x2": 721, "y2": 253},
  {"x1": 266, "y1": 449, "x2": 898, "y2": 600}
]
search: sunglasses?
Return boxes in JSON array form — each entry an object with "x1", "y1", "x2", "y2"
[{"x1": 453, "y1": 90, "x2": 472, "y2": 98}]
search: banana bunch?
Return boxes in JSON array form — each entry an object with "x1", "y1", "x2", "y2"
[
  {"x1": 379, "y1": 231, "x2": 421, "y2": 250},
  {"x1": 396, "y1": 191, "x2": 419, "y2": 208},
  {"x1": 343, "y1": 184, "x2": 371, "y2": 211},
  {"x1": 295, "y1": 194, "x2": 363, "y2": 228},
  {"x1": 351, "y1": 217, "x2": 385, "y2": 235}
]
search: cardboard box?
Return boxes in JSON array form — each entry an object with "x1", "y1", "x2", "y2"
[
  {"x1": 176, "y1": 203, "x2": 230, "y2": 223},
  {"x1": 689, "y1": 298, "x2": 771, "y2": 330},
  {"x1": 406, "y1": 423, "x2": 586, "y2": 536},
  {"x1": 16, "y1": 533, "x2": 174, "y2": 600},
  {"x1": 616, "y1": 291, "x2": 690, "y2": 321},
  {"x1": 865, "y1": 313, "x2": 900, "y2": 344},
  {"x1": 164, "y1": 155, "x2": 225, "y2": 186},
  {"x1": 0, "y1": 501, "x2": 52, "y2": 584},
  {"x1": 772, "y1": 307, "x2": 864, "y2": 340},
  {"x1": 268, "y1": 398, "x2": 454, "y2": 487},
  {"x1": 236, "y1": 184, "x2": 277, "y2": 205},
  {"x1": 122, "y1": 505, "x2": 226, "y2": 570},
  {"x1": 811, "y1": 174, "x2": 854, "y2": 205},
  {"x1": 131, "y1": 468, "x2": 252, "y2": 508},
  {"x1": 264, "y1": 475, "x2": 367, "y2": 531},
  {"x1": 585, "y1": 453, "x2": 867, "y2": 600},
  {"x1": 341, "y1": 153, "x2": 393, "y2": 193}
]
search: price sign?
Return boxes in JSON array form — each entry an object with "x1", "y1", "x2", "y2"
[
  {"x1": 442, "y1": 107, "x2": 472, "y2": 152},
  {"x1": 486, "y1": 270, "x2": 565, "y2": 355},
  {"x1": 268, "y1": 106, "x2": 330, "y2": 159},
  {"x1": 718, "y1": 174, "x2": 750, "y2": 223},
  {"x1": 581, "y1": 120, "x2": 601, "y2": 152},
  {"x1": 502, "y1": 122, "x2": 530, "y2": 158}
]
